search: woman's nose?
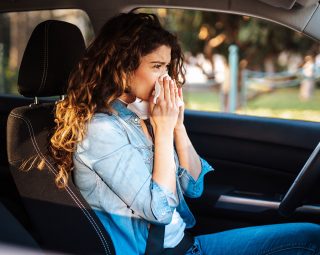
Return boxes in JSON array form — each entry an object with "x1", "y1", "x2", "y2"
[
  {"x1": 161, "y1": 67, "x2": 168, "y2": 75},
  {"x1": 158, "y1": 71, "x2": 169, "y2": 79},
  {"x1": 160, "y1": 72, "x2": 170, "y2": 80}
]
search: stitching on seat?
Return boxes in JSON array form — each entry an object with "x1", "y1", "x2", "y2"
[
  {"x1": 10, "y1": 112, "x2": 111, "y2": 255},
  {"x1": 9, "y1": 112, "x2": 111, "y2": 255},
  {"x1": 38, "y1": 21, "x2": 51, "y2": 95}
]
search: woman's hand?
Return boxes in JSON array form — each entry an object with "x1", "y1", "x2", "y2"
[
  {"x1": 150, "y1": 76, "x2": 179, "y2": 194},
  {"x1": 174, "y1": 87, "x2": 185, "y2": 131},
  {"x1": 149, "y1": 76, "x2": 180, "y2": 133}
]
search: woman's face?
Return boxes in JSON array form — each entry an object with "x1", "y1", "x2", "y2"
[{"x1": 130, "y1": 45, "x2": 171, "y2": 101}]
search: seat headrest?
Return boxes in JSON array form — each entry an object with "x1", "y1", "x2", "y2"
[{"x1": 18, "y1": 20, "x2": 86, "y2": 97}]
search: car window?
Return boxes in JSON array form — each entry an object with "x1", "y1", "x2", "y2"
[
  {"x1": 0, "y1": 9, "x2": 94, "y2": 96},
  {"x1": 137, "y1": 8, "x2": 320, "y2": 122}
]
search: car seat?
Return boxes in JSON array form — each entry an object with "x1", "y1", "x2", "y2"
[{"x1": 6, "y1": 20, "x2": 115, "y2": 255}]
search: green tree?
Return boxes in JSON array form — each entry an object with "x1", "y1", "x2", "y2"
[{"x1": 141, "y1": 8, "x2": 318, "y2": 71}]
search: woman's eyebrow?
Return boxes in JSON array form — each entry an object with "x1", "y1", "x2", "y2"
[{"x1": 150, "y1": 61, "x2": 170, "y2": 65}]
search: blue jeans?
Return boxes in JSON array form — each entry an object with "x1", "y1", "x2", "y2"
[{"x1": 185, "y1": 223, "x2": 320, "y2": 255}]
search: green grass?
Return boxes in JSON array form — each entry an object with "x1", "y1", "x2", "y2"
[
  {"x1": 184, "y1": 89, "x2": 220, "y2": 112},
  {"x1": 184, "y1": 87, "x2": 320, "y2": 122},
  {"x1": 247, "y1": 88, "x2": 320, "y2": 111}
]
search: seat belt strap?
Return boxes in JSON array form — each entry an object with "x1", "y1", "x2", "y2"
[{"x1": 145, "y1": 224, "x2": 165, "y2": 255}]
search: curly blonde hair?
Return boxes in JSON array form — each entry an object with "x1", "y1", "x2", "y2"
[{"x1": 50, "y1": 12, "x2": 185, "y2": 188}]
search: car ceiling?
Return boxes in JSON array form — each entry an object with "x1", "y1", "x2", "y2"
[{"x1": 0, "y1": 0, "x2": 320, "y2": 41}]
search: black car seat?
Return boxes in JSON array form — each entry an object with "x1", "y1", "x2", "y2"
[
  {"x1": 6, "y1": 20, "x2": 115, "y2": 255},
  {"x1": 0, "y1": 201, "x2": 41, "y2": 252}
]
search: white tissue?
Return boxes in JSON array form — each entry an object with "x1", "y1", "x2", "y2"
[
  {"x1": 127, "y1": 99, "x2": 150, "y2": 120},
  {"x1": 153, "y1": 74, "x2": 184, "y2": 107},
  {"x1": 153, "y1": 73, "x2": 169, "y2": 104}
]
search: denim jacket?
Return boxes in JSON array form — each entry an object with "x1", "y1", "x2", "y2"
[{"x1": 73, "y1": 99, "x2": 213, "y2": 255}]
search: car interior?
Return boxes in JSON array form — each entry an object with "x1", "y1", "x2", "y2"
[{"x1": 1, "y1": 0, "x2": 320, "y2": 254}]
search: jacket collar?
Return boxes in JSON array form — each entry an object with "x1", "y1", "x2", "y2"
[{"x1": 111, "y1": 99, "x2": 137, "y2": 120}]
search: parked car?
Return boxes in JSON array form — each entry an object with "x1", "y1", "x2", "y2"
[{"x1": 1, "y1": 0, "x2": 320, "y2": 254}]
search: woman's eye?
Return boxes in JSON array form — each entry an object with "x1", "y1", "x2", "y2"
[{"x1": 152, "y1": 64, "x2": 170, "y2": 70}]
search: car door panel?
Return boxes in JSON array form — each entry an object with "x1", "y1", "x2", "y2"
[{"x1": 184, "y1": 110, "x2": 320, "y2": 234}]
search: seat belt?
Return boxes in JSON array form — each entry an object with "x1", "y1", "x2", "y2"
[
  {"x1": 145, "y1": 223, "x2": 195, "y2": 255},
  {"x1": 145, "y1": 224, "x2": 165, "y2": 255}
]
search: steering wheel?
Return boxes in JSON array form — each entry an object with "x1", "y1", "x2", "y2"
[{"x1": 278, "y1": 142, "x2": 320, "y2": 217}]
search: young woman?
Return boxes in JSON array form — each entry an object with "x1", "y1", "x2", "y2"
[{"x1": 50, "y1": 12, "x2": 320, "y2": 255}]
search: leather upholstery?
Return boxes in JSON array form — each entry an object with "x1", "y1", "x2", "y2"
[
  {"x1": 7, "y1": 20, "x2": 115, "y2": 254},
  {"x1": 18, "y1": 20, "x2": 85, "y2": 97}
]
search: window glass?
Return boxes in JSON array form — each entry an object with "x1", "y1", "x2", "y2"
[
  {"x1": 0, "y1": 9, "x2": 94, "y2": 95},
  {"x1": 138, "y1": 8, "x2": 320, "y2": 122}
]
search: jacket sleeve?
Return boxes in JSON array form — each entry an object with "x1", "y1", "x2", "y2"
[
  {"x1": 177, "y1": 157, "x2": 214, "y2": 198},
  {"x1": 79, "y1": 116, "x2": 178, "y2": 225}
]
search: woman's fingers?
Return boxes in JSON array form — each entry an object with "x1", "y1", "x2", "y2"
[
  {"x1": 150, "y1": 76, "x2": 180, "y2": 131},
  {"x1": 174, "y1": 81, "x2": 179, "y2": 107},
  {"x1": 158, "y1": 77, "x2": 165, "y2": 101},
  {"x1": 170, "y1": 80, "x2": 176, "y2": 106},
  {"x1": 163, "y1": 76, "x2": 171, "y2": 103},
  {"x1": 178, "y1": 86, "x2": 183, "y2": 102},
  {"x1": 156, "y1": 76, "x2": 179, "y2": 111}
]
